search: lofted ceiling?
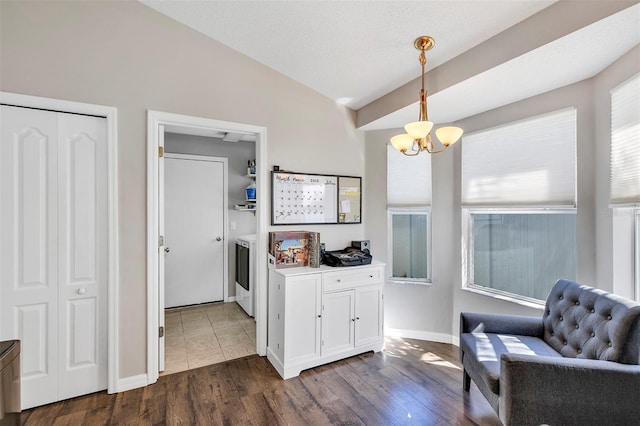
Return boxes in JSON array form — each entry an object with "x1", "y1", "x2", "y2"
[{"x1": 140, "y1": 1, "x2": 640, "y2": 130}]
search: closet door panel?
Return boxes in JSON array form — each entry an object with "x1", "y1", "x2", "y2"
[
  {"x1": 0, "y1": 105, "x2": 59, "y2": 408},
  {"x1": 57, "y1": 113, "x2": 108, "y2": 400}
]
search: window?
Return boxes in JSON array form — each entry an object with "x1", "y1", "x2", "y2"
[
  {"x1": 610, "y1": 74, "x2": 640, "y2": 301},
  {"x1": 462, "y1": 108, "x2": 577, "y2": 303},
  {"x1": 387, "y1": 145, "x2": 431, "y2": 283},
  {"x1": 610, "y1": 74, "x2": 640, "y2": 206},
  {"x1": 388, "y1": 208, "x2": 430, "y2": 283},
  {"x1": 468, "y1": 211, "x2": 576, "y2": 301}
]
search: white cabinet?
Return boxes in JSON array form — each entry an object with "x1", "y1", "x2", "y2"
[{"x1": 267, "y1": 262, "x2": 384, "y2": 379}]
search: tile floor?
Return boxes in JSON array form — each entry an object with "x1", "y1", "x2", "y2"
[{"x1": 161, "y1": 301, "x2": 256, "y2": 376}]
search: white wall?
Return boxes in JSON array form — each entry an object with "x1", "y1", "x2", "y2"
[
  {"x1": 365, "y1": 45, "x2": 640, "y2": 342},
  {"x1": 0, "y1": 0, "x2": 365, "y2": 379}
]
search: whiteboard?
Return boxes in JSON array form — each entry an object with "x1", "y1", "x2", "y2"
[{"x1": 272, "y1": 172, "x2": 338, "y2": 225}]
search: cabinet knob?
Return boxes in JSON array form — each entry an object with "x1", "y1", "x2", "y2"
[
  {"x1": 369, "y1": 275, "x2": 373, "y2": 278},
  {"x1": 317, "y1": 315, "x2": 322, "y2": 318},
  {"x1": 356, "y1": 317, "x2": 360, "y2": 320},
  {"x1": 337, "y1": 279, "x2": 341, "y2": 283},
  {"x1": 352, "y1": 318, "x2": 356, "y2": 322}
]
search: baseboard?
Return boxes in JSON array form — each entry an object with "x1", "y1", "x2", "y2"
[
  {"x1": 111, "y1": 374, "x2": 148, "y2": 393},
  {"x1": 227, "y1": 296, "x2": 237, "y2": 302},
  {"x1": 385, "y1": 327, "x2": 454, "y2": 345},
  {"x1": 451, "y1": 336, "x2": 460, "y2": 347}
]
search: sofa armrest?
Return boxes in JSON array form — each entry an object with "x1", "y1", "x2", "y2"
[
  {"x1": 499, "y1": 354, "x2": 640, "y2": 426},
  {"x1": 460, "y1": 312, "x2": 543, "y2": 337}
]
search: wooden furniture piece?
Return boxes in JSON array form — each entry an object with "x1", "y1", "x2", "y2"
[{"x1": 267, "y1": 261, "x2": 384, "y2": 378}]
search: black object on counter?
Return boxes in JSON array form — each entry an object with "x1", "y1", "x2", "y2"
[{"x1": 323, "y1": 247, "x2": 372, "y2": 267}]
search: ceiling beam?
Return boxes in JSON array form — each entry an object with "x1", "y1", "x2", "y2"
[{"x1": 355, "y1": 0, "x2": 639, "y2": 129}]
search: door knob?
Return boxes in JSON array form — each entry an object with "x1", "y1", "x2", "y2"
[
  {"x1": 77, "y1": 288, "x2": 87, "y2": 295},
  {"x1": 164, "y1": 247, "x2": 170, "y2": 253},
  {"x1": 216, "y1": 236, "x2": 222, "y2": 241}
]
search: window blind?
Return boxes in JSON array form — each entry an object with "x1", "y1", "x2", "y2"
[
  {"x1": 610, "y1": 74, "x2": 640, "y2": 206},
  {"x1": 462, "y1": 108, "x2": 577, "y2": 207},
  {"x1": 387, "y1": 144, "x2": 431, "y2": 206}
]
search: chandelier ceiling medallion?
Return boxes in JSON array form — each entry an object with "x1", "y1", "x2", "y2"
[{"x1": 390, "y1": 36, "x2": 464, "y2": 156}]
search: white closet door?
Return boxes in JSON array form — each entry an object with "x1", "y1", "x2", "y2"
[
  {"x1": 0, "y1": 105, "x2": 107, "y2": 408},
  {"x1": 56, "y1": 113, "x2": 108, "y2": 400},
  {"x1": 0, "y1": 106, "x2": 60, "y2": 409}
]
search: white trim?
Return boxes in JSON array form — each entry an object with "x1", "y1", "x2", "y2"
[
  {"x1": 164, "y1": 152, "x2": 229, "y2": 303},
  {"x1": 385, "y1": 327, "x2": 453, "y2": 345},
  {"x1": 461, "y1": 286, "x2": 546, "y2": 310},
  {"x1": 146, "y1": 110, "x2": 267, "y2": 386},
  {"x1": 0, "y1": 92, "x2": 119, "y2": 395},
  {"x1": 112, "y1": 374, "x2": 148, "y2": 393}
]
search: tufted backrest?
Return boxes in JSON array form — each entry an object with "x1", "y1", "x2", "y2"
[{"x1": 542, "y1": 279, "x2": 640, "y2": 364}]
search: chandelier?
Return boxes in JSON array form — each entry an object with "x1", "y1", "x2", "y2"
[{"x1": 390, "y1": 36, "x2": 464, "y2": 155}]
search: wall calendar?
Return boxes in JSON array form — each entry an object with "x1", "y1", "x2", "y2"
[{"x1": 272, "y1": 172, "x2": 338, "y2": 225}]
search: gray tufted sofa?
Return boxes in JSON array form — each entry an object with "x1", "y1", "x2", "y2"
[{"x1": 459, "y1": 279, "x2": 640, "y2": 426}]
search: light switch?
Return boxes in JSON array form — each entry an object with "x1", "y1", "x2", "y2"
[{"x1": 230, "y1": 221, "x2": 236, "y2": 230}]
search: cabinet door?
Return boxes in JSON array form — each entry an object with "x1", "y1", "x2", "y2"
[
  {"x1": 267, "y1": 270, "x2": 285, "y2": 362},
  {"x1": 285, "y1": 274, "x2": 322, "y2": 364},
  {"x1": 355, "y1": 285, "x2": 383, "y2": 347},
  {"x1": 321, "y1": 290, "x2": 355, "y2": 357}
]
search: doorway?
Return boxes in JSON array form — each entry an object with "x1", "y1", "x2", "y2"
[{"x1": 146, "y1": 110, "x2": 267, "y2": 384}]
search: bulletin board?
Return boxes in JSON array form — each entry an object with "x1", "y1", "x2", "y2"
[
  {"x1": 337, "y1": 176, "x2": 362, "y2": 223},
  {"x1": 271, "y1": 171, "x2": 362, "y2": 225},
  {"x1": 271, "y1": 172, "x2": 338, "y2": 225}
]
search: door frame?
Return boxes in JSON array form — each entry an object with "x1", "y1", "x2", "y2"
[
  {"x1": 0, "y1": 91, "x2": 119, "y2": 393},
  {"x1": 146, "y1": 110, "x2": 267, "y2": 385},
  {"x1": 164, "y1": 152, "x2": 229, "y2": 304}
]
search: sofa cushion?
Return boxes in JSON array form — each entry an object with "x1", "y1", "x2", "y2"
[
  {"x1": 543, "y1": 279, "x2": 640, "y2": 363},
  {"x1": 460, "y1": 333, "x2": 562, "y2": 394}
]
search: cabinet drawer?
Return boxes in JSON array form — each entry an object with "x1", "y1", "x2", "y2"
[{"x1": 323, "y1": 266, "x2": 383, "y2": 292}]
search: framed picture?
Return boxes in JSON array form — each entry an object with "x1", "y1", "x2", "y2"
[
  {"x1": 268, "y1": 231, "x2": 310, "y2": 268},
  {"x1": 337, "y1": 176, "x2": 362, "y2": 223}
]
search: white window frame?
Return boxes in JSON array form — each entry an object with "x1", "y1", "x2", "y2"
[
  {"x1": 462, "y1": 207, "x2": 577, "y2": 306},
  {"x1": 387, "y1": 207, "x2": 432, "y2": 285}
]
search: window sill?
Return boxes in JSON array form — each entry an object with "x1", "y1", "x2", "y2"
[
  {"x1": 462, "y1": 285, "x2": 546, "y2": 311},
  {"x1": 388, "y1": 279, "x2": 432, "y2": 287}
]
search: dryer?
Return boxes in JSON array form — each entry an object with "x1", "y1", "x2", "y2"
[{"x1": 235, "y1": 234, "x2": 256, "y2": 317}]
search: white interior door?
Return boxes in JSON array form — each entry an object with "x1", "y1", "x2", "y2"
[
  {"x1": 0, "y1": 105, "x2": 107, "y2": 409},
  {"x1": 164, "y1": 154, "x2": 225, "y2": 308}
]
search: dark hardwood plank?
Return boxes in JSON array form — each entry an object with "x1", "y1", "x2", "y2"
[{"x1": 19, "y1": 337, "x2": 500, "y2": 425}]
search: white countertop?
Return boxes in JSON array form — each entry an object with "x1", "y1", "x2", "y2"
[{"x1": 269, "y1": 259, "x2": 384, "y2": 277}]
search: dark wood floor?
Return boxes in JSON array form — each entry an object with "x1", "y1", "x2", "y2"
[{"x1": 19, "y1": 337, "x2": 501, "y2": 425}]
